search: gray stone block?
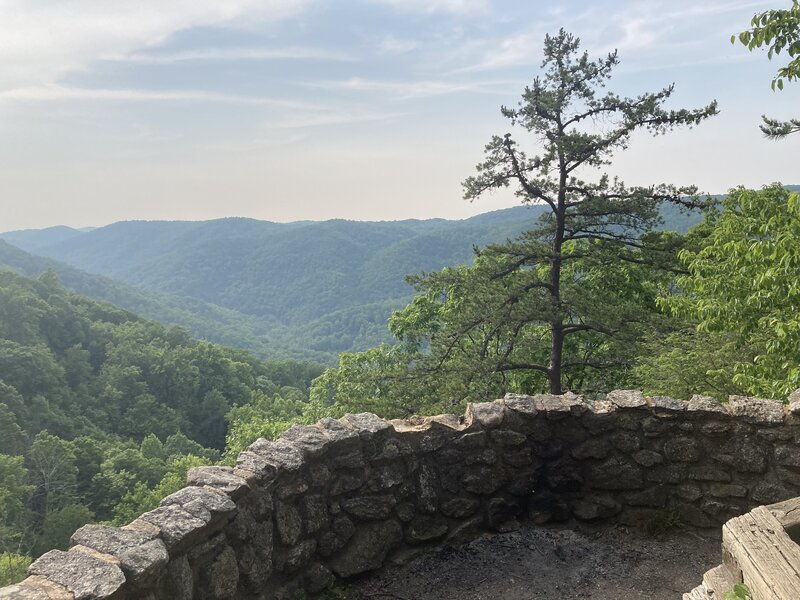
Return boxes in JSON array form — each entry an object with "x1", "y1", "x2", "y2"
[
  {"x1": 533, "y1": 394, "x2": 571, "y2": 419},
  {"x1": 341, "y1": 495, "x2": 397, "y2": 520},
  {"x1": 160, "y1": 486, "x2": 237, "y2": 522},
  {"x1": 686, "y1": 395, "x2": 726, "y2": 415},
  {"x1": 186, "y1": 466, "x2": 250, "y2": 500},
  {"x1": 275, "y1": 502, "x2": 302, "y2": 545},
  {"x1": 0, "y1": 577, "x2": 72, "y2": 600},
  {"x1": 280, "y1": 425, "x2": 331, "y2": 459},
  {"x1": 607, "y1": 390, "x2": 647, "y2": 409},
  {"x1": 342, "y1": 413, "x2": 392, "y2": 439},
  {"x1": 590, "y1": 457, "x2": 643, "y2": 490},
  {"x1": 70, "y1": 524, "x2": 168, "y2": 586},
  {"x1": 247, "y1": 438, "x2": 304, "y2": 472},
  {"x1": 650, "y1": 395, "x2": 685, "y2": 412},
  {"x1": 727, "y1": 395, "x2": 784, "y2": 424},
  {"x1": 663, "y1": 437, "x2": 701, "y2": 462},
  {"x1": 467, "y1": 400, "x2": 505, "y2": 428},
  {"x1": 318, "y1": 417, "x2": 361, "y2": 452},
  {"x1": 133, "y1": 504, "x2": 209, "y2": 552},
  {"x1": 503, "y1": 393, "x2": 538, "y2": 417},
  {"x1": 28, "y1": 550, "x2": 125, "y2": 600},
  {"x1": 327, "y1": 520, "x2": 402, "y2": 577}
]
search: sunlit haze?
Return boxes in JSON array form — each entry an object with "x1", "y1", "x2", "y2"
[{"x1": 0, "y1": 0, "x2": 797, "y2": 230}]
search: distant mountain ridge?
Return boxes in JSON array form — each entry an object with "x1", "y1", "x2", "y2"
[{"x1": 0, "y1": 202, "x2": 711, "y2": 360}]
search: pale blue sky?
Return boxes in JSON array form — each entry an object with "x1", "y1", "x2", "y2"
[{"x1": 0, "y1": 0, "x2": 797, "y2": 230}]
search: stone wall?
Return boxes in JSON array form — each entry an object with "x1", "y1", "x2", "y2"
[{"x1": 4, "y1": 390, "x2": 800, "y2": 599}]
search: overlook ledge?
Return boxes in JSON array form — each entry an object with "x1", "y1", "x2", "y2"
[{"x1": 3, "y1": 390, "x2": 800, "y2": 599}]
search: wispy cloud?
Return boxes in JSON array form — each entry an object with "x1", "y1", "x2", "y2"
[
  {"x1": 452, "y1": 29, "x2": 546, "y2": 73},
  {"x1": 0, "y1": 85, "x2": 318, "y2": 110},
  {"x1": 307, "y1": 77, "x2": 513, "y2": 99},
  {"x1": 659, "y1": 0, "x2": 774, "y2": 21},
  {"x1": 614, "y1": 18, "x2": 658, "y2": 52},
  {"x1": 378, "y1": 36, "x2": 418, "y2": 56},
  {"x1": 619, "y1": 52, "x2": 755, "y2": 75},
  {"x1": 449, "y1": 0, "x2": 776, "y2": 75},
  {"x1": 0, "y1": 0, "x2": 310, "y2": 89},
  {"x1": 369, "y1": 0, "x2": 489, "y2": 15},
  {"x1": 117, "y1": 46, "x2": 356, "y2": 64},
  {"x1": 263, "y1": 110, "x2": 407, "y2": 129}
]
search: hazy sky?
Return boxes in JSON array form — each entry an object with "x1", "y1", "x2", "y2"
[{"x1": 0, "y1": 0, "x2": 798, "y2": 230}]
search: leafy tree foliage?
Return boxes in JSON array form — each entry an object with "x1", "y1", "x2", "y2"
[
  {"x1": 0, "y1": 552, "x2": 30, "y2": 587},
  {"x1": 312, "y1": 237, "x2": 683, "y2": 415},
  {"x1": 734, "y1": 1, "x2": 800, "y2": 138},
  {"x1": 32, "y1": 504, "x2": 93, "y2": 556},
  {"x1": 224, "y1": 389, "x2": 319, "y2": 459},
  {"x1": 633, "y1": 329, "x2": 752, "y2": 400},
  {"x1": 663, "y1": 184, "x2": 800, "y2": 397},
  {"x1": 111, "y1": 455, "x2": 207, "y2": 526},
  {"x1": 0, "y1": 268, "x2": 319, "y2": 565},
  {"x1": 313, "y1": 29, "x2": 716, "y2": 414},
  {"x1": 0, "y1": 455, "x2": 32, "y2": 555},
  {"x1": 459, "y1": 29, "x2": 716, "y2": 394}
]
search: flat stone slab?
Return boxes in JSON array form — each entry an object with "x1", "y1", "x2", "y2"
[
  {"x1": 532, "y1": 394, "x2": 571, "y2": 415},
  {"x1": 318, "y1": 417, "x2": 361, "y2": 451},
  {"x1": 28, "y1": 550, "x2": 125, "y2": 599},
  {"x1": 727, "y1": 396, "x2": 784, "y2": 425},
  {"x1": 343, "y1": 413, "x2": 393, "y2": 438},
  {"x1": 132, "y1": 504, "x2": 208, "y2": 552},
  {"x1": 607, "y1": 390, "x2": 647, "y2": 409},
  {"x1": 467, "y1": 401, "x2": 505, "y2": 428},
  {"x1": 0, "y1": 576, "x2": 73, "y2": 600},
  {"x1": 246, "y1": 438, "x2": 304, "y2": 472},
  {"x1": 649, "y1": 396, "x2": 685, "y2": 412},
  {"x1": 281, "y1": 425, "x2": 332, "y2": 458},
  {"x1": 160, "y1": 486, "x2": 237, "y2": 520},
  {"x1": 503, "y1": 394, "x2": 538, "y2": 417},
  {"x1": 71, "y1": 524, "x2": 168, "y2": 585},
  {"x1": 687, "y1": 395, "x2": 726, "y2": 415},
  {"x1": 187, "y1": 466, "x2": 250, "y2": 499}
]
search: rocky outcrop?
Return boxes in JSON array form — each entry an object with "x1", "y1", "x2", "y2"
[{"x1": 4, "y1": 391, "x2": 800, "y2": 599}]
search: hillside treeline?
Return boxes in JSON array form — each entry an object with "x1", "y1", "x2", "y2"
[{"x1": 0, "y1": 269, "x2": 321, "y2": 583}]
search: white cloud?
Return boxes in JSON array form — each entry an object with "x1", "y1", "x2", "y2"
[
  {"x1": 309, "y1": 77, "x2": 513, "y2": 99},
  {"x1": 370, "y1": 0, "x2": 488, "y2": 15},
  {"x1": 378, "y1": 36, "x2": 418, "y2": 55},
  {"x1": 0, "y1": 84, "x2": 319, "y2": 110},
  {"x1": 0, "y1": 0, "x2": 310, "y2": 90},
  {"x1": 263, "y1": 109, "x2": 406, "y2": 128},
  {"x1": 614, "y1": 18, "x2": 658, "y2": 52},
  {"x1": 453, "y1": 29, "x2": 545, "y2": 73},
  {"x1": 659, "y1": 0, "x2": 774, "y2": 21},
  {"x1": 119, "y1": 46, "x2": 355, "y2": 64},
  {"x1": 449, "y1": 0, "x2": 776, "y2": 75}
]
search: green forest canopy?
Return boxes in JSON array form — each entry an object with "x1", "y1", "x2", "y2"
[
  {"x1": 0, "y1": 268, "x2": 320, "y2": 582},
  {"x1": 0, "y1": 204, "x2": 703, "y2": 363}
]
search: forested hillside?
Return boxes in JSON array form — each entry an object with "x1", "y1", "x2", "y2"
[
  {"x1": 0, "y1": 268, "x2": 321, "y2": 580},
  {"x1": 0, "y1": 204, "x2": 703, "y2": 362},
  {"x1": 0, "y1": 240, "x2": 335, "y2": 363},
  {"x1": 0, "y1": 209, "x2": 538, "y2": 323}
]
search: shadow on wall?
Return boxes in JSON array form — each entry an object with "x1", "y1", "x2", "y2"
[{"x1": 4, "y1": 390, "x2": 800, "y2": 599}]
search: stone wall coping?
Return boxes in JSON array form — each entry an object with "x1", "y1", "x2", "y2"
[{"x1": 5, "y1": 389, "x2": 800, "y2": 599}]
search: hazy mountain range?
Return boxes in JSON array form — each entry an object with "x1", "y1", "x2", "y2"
[{"x1": 0, "y1": 202, "x2": 708, "y2": 362}]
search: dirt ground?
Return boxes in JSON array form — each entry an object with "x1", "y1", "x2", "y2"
[{"x1": 343, "y1": 521, "x2": 721, "y2": 600}]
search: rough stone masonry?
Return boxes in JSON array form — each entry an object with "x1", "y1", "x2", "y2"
[{"x1": 3, "y1": 390, "x2": 800, "y2": 599}]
